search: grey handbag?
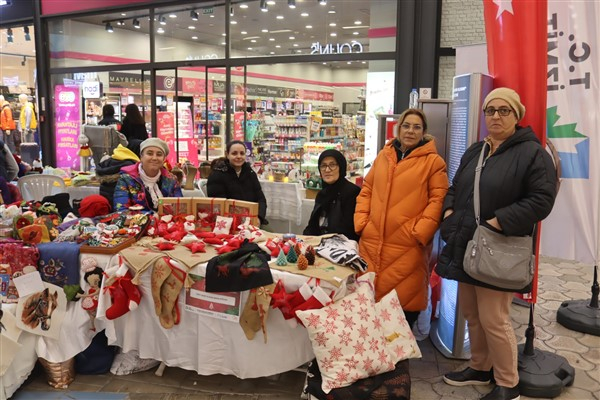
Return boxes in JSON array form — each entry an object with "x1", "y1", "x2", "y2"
[{"x1": 463, "y1": 143, "x2": 534, "y2": 290}]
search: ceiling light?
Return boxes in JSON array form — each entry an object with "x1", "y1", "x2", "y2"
[
  {"x1": 169, "y1": 13, "x2": 177, "y2": 18},
  {"x1": 330, "y1": 32, "x2": 337, "y2": 37},
  {"x1": 190, "y1": 10, "x2": 199, "y2": 21},
  {"x1": 288, "y1": 0, "x2": 296, "y2": 8},
  {"x1": 240, "y1": 4, "x2": 249, "y2": 9},
  {"x1": 188, "y1": 25, "x2": 195, "y2": 29},
  {"x1": 319, "y1": 0, "x2": 327, "y2": 5},
  {"x1": 289, "y1": 36, "x2": 295, "y2": 39},
  {"x1": 323, "y1": 62, "x2": 327, "y2": 65},
  {"x1": 133, "y1": 19, "x2": 140, "y2": 28},
  {"x1": 157, "y1": 27, "x2": 165, "y2": 33},
  {"x1": 301, "y1": 12, "x2": 309, "y2": 17},
  {"x1": 159, "y1": 16, "x2": 167, "y2": 25},
  {"x1": 269, "y1": 38, "x2": 275, "y2": 41},
  {"x1": 347, "y1": 61, "x2": 351, "y2": 64},
  {"x1": 121, "y1": 13, "x2": 126, "y2": 16},
  {"x1": 221, "y1": 42, "x2": 226, "y2": 45},
  {"x1": 251, "y1": 39, "x2": 257, "y2": 43},
  {"x1": 231, "y1": 20, "x2": 238, "y2": 24},
  {"x1": 270, "y1": 51, "x2": 275, "y2": 55},
  {"x1": 353, "y1": 31, "x2": 359, "y2": 35},
  {"x1": 24, "y1": 26, "x2": 31, "y2": 41},
  {"x1": 260, "y1": 0, "x2": 268, "y2": 12},
  {"x1": 293, "y1": 43, "x2": 298, "y2": 47},
  {"x1": 210, "y1": 15, "x2": 214, "y2": 18},
  {"x1": 222, "y1": 33, "x2": 226, "y2": 36},
  {"x1": 117, "y1": 20, "x2": 125, "y2": 26},
  {"x1": 275, "y1": 45, "x2": 281, "y2": 48},
  {"x1": 262, "y1": 29, "x2": 269, "y2": 33},
  {"x1": 276, "y1": 15, "x2": 284, "y2": 19},
  {"x1": 230, "y1": 6, "x2": 234, "y2": 16},
  {"x1": 328, "y1": 10, "x2": 336, "y2": 14},
  {"x1": 267, "y1": 0, "x2": 275, "y2": 4},
  {"x1": 105, "y1": 23, "x2": 114, "y2": 33},
  {"x1": 354, "y1": 20, "x2": 362, "y2": 25},
  {"x1": 192, "y1": 36, "x2": 198, "y2": 40},
  {"x1": 306, "y1": 25, "x2": 313, "y2": 29},
  {"x1": 248, "y1": 47, "x2": 253, "y2": 50},
  {"x1": 296, "y1": 50, "x2": 302, "y2": 53},
  {"x1": 362, "y1": 61, "x2": 366, "y2": 64},
  {"x1": 329, "y1": 22, "x2": 336, "y2": 27},
  {"x1": 241, "y1": 31, "x2": 248, "y2": 34}
]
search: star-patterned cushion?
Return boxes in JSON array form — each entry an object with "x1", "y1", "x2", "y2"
[
  {"x1": 296, "y1": 285, "x2": 396, "y2": 394},
  {"x1": 212, "y1": 215, "x2": 233, "y2": 235},
  {"x1": 376, "y1": 290, "x2": 422, "y2": 363}
]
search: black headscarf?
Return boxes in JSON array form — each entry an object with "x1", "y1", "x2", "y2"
[{"x1": 317, "y1": 149, "x2": 347, "y2": 207}]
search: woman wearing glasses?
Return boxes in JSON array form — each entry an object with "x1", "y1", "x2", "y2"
[
  {"x1": 354, "y1": 108, "x2": 448, "y2": 328},
  {"x1": 437, "y1": 88, "x2": 557, "y2": 400},
  {"x1": 303, "y1": 149, "x2": 361, "y2": 240}
]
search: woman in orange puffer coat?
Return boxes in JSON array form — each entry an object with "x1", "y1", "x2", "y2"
[{"x1": 355, "y1": 108, "x2": 448, "y2": 326}]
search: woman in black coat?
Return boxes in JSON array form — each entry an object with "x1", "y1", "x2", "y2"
[
  {"x1": 303, "y1": 149, "x2": 361, "y2": 240},
  {"x1": 120, "y1": 104, "x2": 148, "y2": 142},
  {"x1": 437, "y1": 88, "x2": 557, "y2": 400},
  {"x1": 207, "y1": 140, "x2": 268, "y2": 225}
]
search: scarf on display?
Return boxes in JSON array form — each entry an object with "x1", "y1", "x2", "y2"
[
  {"x1": 138, "y1": 164, "x2": 163, "y2": 210},
  {"x1": 36, "y1": 242, "x2": 81, "y2": 287},
  {"x1": 315, "y1": 234, "x2": 367, "y2": 272}
]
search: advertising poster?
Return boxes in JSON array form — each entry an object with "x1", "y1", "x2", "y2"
[
  {"x1": 233, "y1": 111, "x2": 245, "y2": 141},
  {"x1": 184, "y1": 274, "x2": 241, "y2": 322},
  {"x1": 54, "y1": 85, "x2": 81, "y2": 170},
  {"x1": 156, "y1": 111, "x2": 176, "y2": 167},
  {"x1": 177, "y1": 107, "x2": 199, "y2": 165}
]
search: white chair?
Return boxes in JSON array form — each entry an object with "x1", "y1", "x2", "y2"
[{"x1": 17, "y1": 175, "x2": 66, "y2": 202}]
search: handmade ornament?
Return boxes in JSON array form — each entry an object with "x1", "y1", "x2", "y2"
[
  {"x1": 305, "y1": 246, "x2": 316, "y2": 265},
  {"x1": 276, "y1": 248, "x2": 288, "y2": 266},
  {"x1": 293, "y1": 285, "x2": 334, "y2": 325},
  {"x1": 270, "y1": 279, "x2": 313, "y2": 327},
  {"x1": 212, "y1": 215, "x2": 233, "y2": 235},
  {"x1": 151, "y1": 257, "x2": 187, "y2": 329},
  {"x1": 294, "y1": 242, "x2": 302, "y2": 256},
  {"x1": 156, "y1": 241, "x2": 175, "y2": 251},
  {"x1": 297, "y1": 254, "x2": 308, "y2": 271},
  {"x1": 184, "y1": 242, "x2": 206, "y2": 254},
  {"x1": 104, "y1": 270, "x2": 141, "y2": 321},
  {"x1": 239, "y1": 283, "x2": 276, "y2": 342},
  {"x1": 286, "y1": 245, "x2": 298, "y2": 263}
]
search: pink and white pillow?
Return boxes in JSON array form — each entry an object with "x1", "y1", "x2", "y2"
[{"x1": 296, "y1": 283, "x2": 395, "y2": 393}]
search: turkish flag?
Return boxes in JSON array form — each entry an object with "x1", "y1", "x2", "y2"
[
  {"x1": 484, "y1": 0, "x2": 548, "y2": 303},
  {"x1": 484, "y1": 0, "x2": 548, "y2": 145}
]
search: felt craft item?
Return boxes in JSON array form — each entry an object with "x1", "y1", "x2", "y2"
[
  {"x1": 18, "y1": 223, "x2": 50, "y2": 244},
  {"x1": 185, "y1": 241, "x2": 206, "y2": 253},
  {"x1": 79, "y1": 195, "x2": 111, "y2": 218},
  {"x1": 296, "y1": 284, "x2": 396, "y2": 394},
  {"x1": 157, "y1": 197, "x2": 192, "y2": 217},
  {"x1": 203, "y1": 237, "x2": 224, "y2": 246},
  {"x1": 286, "y1": 245, "x2": 298, "y2": 263},
  {"x1": 270, "y1": 279, "x2": 313, "y2": 327},
  {"x1": 297, "y1": 254, "x2": 309, "y2": 270},
  {"x1": 37, "y1": 242, "x2": 81, "y2": 287},
  {"x1": 213, "y1": 215, "x2": 233, "y2": 235},
  {"x1": 292, "y1": 285, "x2": 333, "y2": 324},
  {"x1": 225, "y1": 199, "x2": 260, "y2": 231},
  {"x1": 276, "y1": 248, "x2": 288, "y2": 266},
  {"x1": 179, "y1": 233, "x2": 198, "y2": 245},
  {"x1": 156, "y1": 241, "x2": 176, "y2": 251},
  {"x1": 151, "y1": 257, "x2": 187, "y2": 329},
  {"x1": 239, "y1": 282, "x2": 276, "y2": 342},
  {"x1": 105, "y1": 270, "x2": 141, "y2": 320},
  {"x1": 205, "y1": 241, "x2": 273, "y2": 293},
  {"x1": 193, "y1": 197, "x2": 226, "y2": 231}
]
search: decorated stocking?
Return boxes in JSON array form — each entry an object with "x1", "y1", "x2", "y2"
[
  {"x1": 239, "y1": 283, "x2": 275, "y2": 342},
  {"x1": 151, "y1": 257, "x2": 187, "y2": 329},
  {"x1": 292, "y1": 285, "x2": 333, "y2": 325},
  {"x1": 271, "y1": 280, "x2": 313, "y2": 328}
]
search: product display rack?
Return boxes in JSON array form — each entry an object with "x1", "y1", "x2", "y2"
[
  {"x1": 263, "y1": 115, "x2": 311, "y2": 174},
  {"x1": 195, "y1": 110, "x2": 225, "y2": 161}
]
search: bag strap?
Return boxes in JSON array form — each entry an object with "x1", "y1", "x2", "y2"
[{"x1": 473, "y1": 143, "x2": 488, "y2": 225}]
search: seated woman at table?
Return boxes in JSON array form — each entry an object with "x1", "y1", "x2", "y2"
[
  {"x1": 207, "y1": 140, "x2": 268, "y2": 225},
  {"x1": 113, "y1": 138, "x2": 182, "y2": 212},
  {"x1": 303, "y1": 149, "x2": 360, "y2": 240}
]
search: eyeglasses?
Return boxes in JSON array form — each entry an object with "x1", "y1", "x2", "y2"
[
  {"x1": 484, "y1": 107, "x2": 513, "y2": 117},
  {"x1": 400, "y1": 123, "x2": 423, "y2": 132},
  {"x1": 319, "y1": 163, "x2": 338, "y2": 172}
]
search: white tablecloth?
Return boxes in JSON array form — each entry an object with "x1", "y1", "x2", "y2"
[
  {"x1": 100, "y1": 261, "x2": 349, "y2": 379},
  {"x1": 260, "y1": 181, "x2": 303, "y2": 226}
]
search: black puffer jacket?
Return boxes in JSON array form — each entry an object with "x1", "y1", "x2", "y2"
[
  {"x1": 436, "y1": 126, "x2": 558, "y2": 293},
  {"x1": 207, "y1": 159, "x2": 268, "y2": 224}
]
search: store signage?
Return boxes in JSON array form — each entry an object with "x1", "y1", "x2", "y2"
[
  {"x1": 108, "y1": 72, "x2": 151, "y2": 90},
  {"x1": 310, "y1": 41, "x2": 364, "y2": 55},
  {"x1": 82, "y1": 81, "x2": 101, "y2": 99},
  {"x1": 212, "y1": 80, "x2": 297, "y2": 99},
  {"x1": 73, "y1": 72, "x2": 97, "y2": 82},
  {"x1": 185, "y1": 53, "x2": 219, "y2": 60},
  {"x1": 54, "y1": 85, "x2": 81, "y2": 170},
  {"x1": 3, "y1": 76, "x2": 19, "y2": 86},
  {"x1": 202, "y1": 7, "x2": 213, "y2": 15}
]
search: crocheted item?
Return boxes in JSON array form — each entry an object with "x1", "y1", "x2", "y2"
[
  {"x1": 286, "y1": 245, "x2": 298, "y2": 263},
  {"x1": 276, "y1": 248, "x2": 288, "y2": 266}
]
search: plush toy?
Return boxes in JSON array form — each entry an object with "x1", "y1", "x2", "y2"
[
  {"x1": 76, "y1": 259, "x2": 103, "y2": 331},
  {"x1": 78, "y1": 132, "x2": 93, "y2": 172}
]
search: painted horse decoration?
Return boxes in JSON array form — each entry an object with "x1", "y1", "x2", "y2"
[{"x1": 21, "y1": 288, "x2": 58, "y2": 331}]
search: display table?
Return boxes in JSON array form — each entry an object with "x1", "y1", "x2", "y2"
[{"x1": 100, "y1": 260, "x2": 350, "y2": 379}]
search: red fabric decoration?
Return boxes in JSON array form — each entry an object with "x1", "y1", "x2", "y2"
[
  {"x1": 185, "y1": 242, "x2": 206, "y2": 254},
  {"x1": 156, "y1": 241, "x2": 175, "y2": 251},
  {"x1": 79, "y1": 195, "x2": 111, "y2": 218},
  {"x1": 164, "y1": 230, "x2": 186, "y2": 242},
  {"x1": 215, "y1": 233, "x2": 233, "y2": 240},
  {"x1": 203, "y1": 237, "x2": 224, "y2": 246},
  {"x1": 193, "y1": 231, "x2": 216, "y2": 239}
]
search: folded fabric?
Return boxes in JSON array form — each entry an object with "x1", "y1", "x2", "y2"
[
  {"x1": 79, "y1": 195, "x2": 111, "y2": 218},
  {"x1": 37, "y1": 242, "x2": 81, "y2": 287},
  {"x1": 205, "y1": 241, "x2": 273, "y2": 292},
  {"x1": 315, "y1": 234, "x2": 368, "y2": 272}
]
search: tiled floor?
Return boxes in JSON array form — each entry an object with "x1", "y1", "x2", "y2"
[{"x1": 13, "y1": 256, "x2": 600, "y2": 400}]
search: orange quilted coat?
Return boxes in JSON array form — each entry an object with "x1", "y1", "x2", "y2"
[{"x1": 355, "y1": 137, "x2": 448, "y2": 311}]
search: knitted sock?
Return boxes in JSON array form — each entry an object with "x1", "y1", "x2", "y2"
[{"x1": 105, "y1": 282, "x2": 129, "y2": 320}]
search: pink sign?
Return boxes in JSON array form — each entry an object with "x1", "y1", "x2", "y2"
[
  {"x1": 176, "y1": 108, "x2": 199, "y2": 166},
  {"x1": 41, "y1": 0, "x2": 149, "y2": 16},
  {"x1": 54, "y1": 85, "x2": 81, "y2": 169},
  {"x1": 233, "y1": 112, "x2": 245, "y2": 141},
  {"x1": 156, "y1": 111, "x2": 176, "y2": 167}
]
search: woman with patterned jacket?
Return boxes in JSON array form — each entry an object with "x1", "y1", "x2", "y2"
[
  {"x1": 354, "y1": 108, "x2": 448, "y2": 328},
  {"x1": 113, "y1": 138, "x2": 182, "y2": 212}
]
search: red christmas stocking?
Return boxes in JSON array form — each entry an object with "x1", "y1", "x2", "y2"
[
  {"x1": 292, "y1": 286, "x2": 333, "y2": 325},
  {"x1": 271, "y1": 280, "x2": 313, "y2": 327}
]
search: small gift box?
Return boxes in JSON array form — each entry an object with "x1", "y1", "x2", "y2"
[
  {"x1": 193, "y1": 197, "x2": 227, "y2": 231},
  {"x1": 225, "y1": 199, "x2": 259, "y2": 232},
  {"x1": 158, "y1": 197, "x2": 192, "y2": 217}
]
